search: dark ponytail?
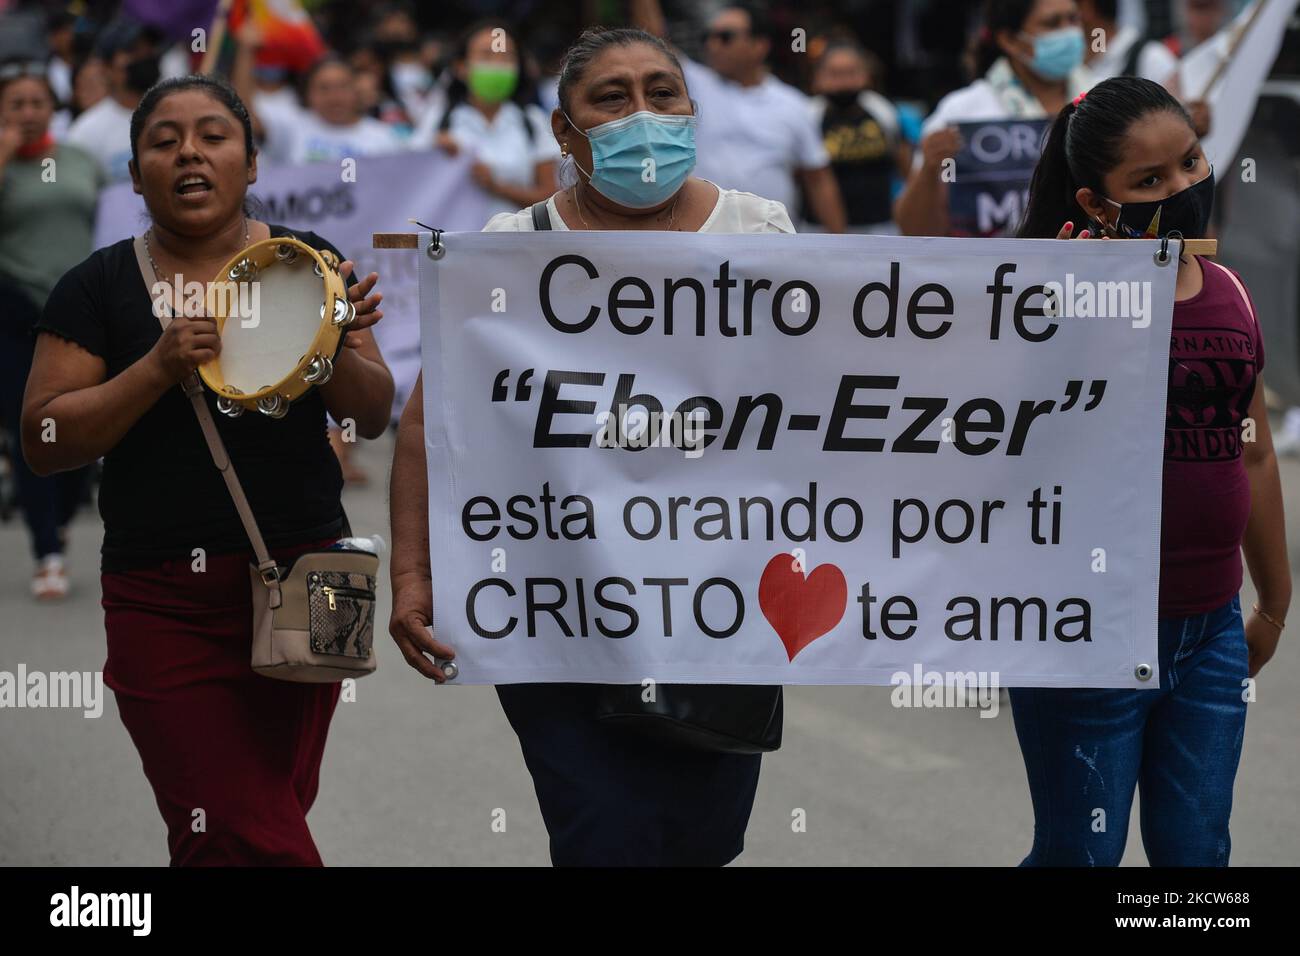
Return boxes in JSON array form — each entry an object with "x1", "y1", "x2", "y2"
[{"x1": 1018, "y1": 75, "x2": 1194, "y2": 238}]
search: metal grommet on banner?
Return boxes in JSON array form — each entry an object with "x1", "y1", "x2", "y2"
[
  {"x1": 1154, "y1": 230, "x2": 1184, "y2": 266},
  {"x1": 409, "y1": 219, "x2": 445, "y2": 260},
  {"x1": 426, "y1": 231, "x2": 445, "y2": 260},
  {"x1": 1135, "y1": 663, "x2": 1153, "y2": 681},
  {"x1": 439, "y1": 660, "x2": 458, "y2": 680}
]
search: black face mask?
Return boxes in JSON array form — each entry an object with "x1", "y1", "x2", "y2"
[
  {"x1": 824, "y1": 89, "x2": 862, "y2": 109},
  {"x1": 125, "y1": 55, "x2": 161, "y2": 94},
  {"x1": 1098, "y1": 167, "x2": 1216, "y2": 239}
]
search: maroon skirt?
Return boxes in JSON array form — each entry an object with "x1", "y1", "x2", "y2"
[{"x1": 102, "y1": 539, "x2": 340, "y2": 866}]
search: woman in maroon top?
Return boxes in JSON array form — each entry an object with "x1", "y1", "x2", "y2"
[{"x1": 1012, "y1": 76, "x2": 1290, "y2": 866}]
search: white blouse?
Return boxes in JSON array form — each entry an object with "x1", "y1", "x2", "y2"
[{"x1": 483, "y1": 182, "x2": 796, "y2": 234}]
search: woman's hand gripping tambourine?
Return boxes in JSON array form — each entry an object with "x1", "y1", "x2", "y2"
[{"x1": 199, "y1": 236, "x2": 381, "y2": 419}]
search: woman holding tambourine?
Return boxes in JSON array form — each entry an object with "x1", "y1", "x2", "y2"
[{"x1": 20, "y1": 75, "x2": 393, "y2": 866}]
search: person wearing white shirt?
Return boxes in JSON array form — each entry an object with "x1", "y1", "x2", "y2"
[
  {"x1": 1080, "y1": 0, "x2": 1212, "y2": 138},
  {"x1": 895, "y1": 0, "x2": 1093, "y2": 237},
  {"x1": 239, "y1": 56, "x2": 407, "y2": 167},
  {"x1": 408, "y1": 21, "x2": 558, "y2": 220},
  {"x1": 1079, "y1": 0, "x2": 1178, "y2": 84},
  {"x1": 630, "y1": 0, "x2": 846, "y2": 231}
]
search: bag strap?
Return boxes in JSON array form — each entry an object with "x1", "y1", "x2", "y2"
[
  {"x1": 131, "y1": 235, "x2": 284, "y2": 605},
  {"x1": 530, "y1": 199, "x2": 553, "y2": 230}
]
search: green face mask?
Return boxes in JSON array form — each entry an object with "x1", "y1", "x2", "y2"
[{"x1": 467, "y1": 63, "x2": 519, "y2": 103}]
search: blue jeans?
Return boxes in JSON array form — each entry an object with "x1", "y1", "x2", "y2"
[{"x1": 1009, "y1": 596, "x2": 1248, "y2": 866}]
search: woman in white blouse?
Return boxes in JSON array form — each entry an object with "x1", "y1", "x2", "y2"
[
  {"x1": 410, "y1": 20, "x2": 559, "y2": 221},
  {"x1": 388, "y1": 26, "x2": 792, "y2": 867},
  {"x1": 894, "y1": 0, "x2": 1092, "y2": 236}
]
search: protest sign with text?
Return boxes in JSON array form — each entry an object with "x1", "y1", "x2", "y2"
[
  {"x1": 420, "y1": 232, "x2": 1177, "y2": 687},
  {"x1": 950, "y1": 119, "x2": 1050, "y2": 238}
]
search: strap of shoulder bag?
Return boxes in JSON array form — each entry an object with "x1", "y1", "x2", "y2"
[
  {"x1": 530, "y1": 199, "x2": 553, "y2": 230},
  {"x1": 131, "y1": 235, "x2": 284, "y2": 606}
]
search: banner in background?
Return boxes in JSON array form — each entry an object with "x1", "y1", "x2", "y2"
[
  {"x1": 950, "y1": 119, "x2": 1049, "y2": 238},
  {"x1": 1179, "y1": 0, "x2": 1300, "y2": 169},
  {"x1": 94, "y1": 150, "x2": 496, "y2": 421},
  {"x1": 420, "y1": 232, "x2": 1177, "y2": 687}
]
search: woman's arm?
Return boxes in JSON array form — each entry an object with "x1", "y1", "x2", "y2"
[
  {"x1": 894, "y1": 140, "x2": 914, "y2": 181},
  {"x1": 318, "y1": 263, "x2": 394, "y2": 439},
  {"x1": 230, "y1": 20, "x2": 269, "y2": 143},
  {"x1": 1241, "y1": 379, "x2": 1291, "y2": 676},
  {"x1": 388, "y1": 373, "x2": 457, "y2": 681},
  {"x1": 21, "y1": 313, "x2": 220, "y2": 476},
  {"x1": 319, "y1": 331, "x2": 392, "y2": 439},
  {"x1": 629, "y1": 0, "x2": 668, "y2": 38},
  {"x1": 893, "y1": 126, "x2": 960, "y2": 236},
  {"x1": 799, "y1": 165, "x2": 848, "y2": 234}
]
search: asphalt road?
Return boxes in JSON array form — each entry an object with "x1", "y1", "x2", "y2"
[{"x1": 2, "y1": 432, "x2": 1297, "y2": 866}]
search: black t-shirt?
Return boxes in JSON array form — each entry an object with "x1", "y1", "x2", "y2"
[
  {"x1": 809, "y1": 99, "x2": 896, "y2": 227},
  {"x1": 36, "y1": 225, "x2": 350, "y2": 572}
]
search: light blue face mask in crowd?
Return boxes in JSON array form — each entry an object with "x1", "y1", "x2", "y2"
[
  {"x1": 1020, "y1": 25, "x2": 1085, "y2": 80},
  {"x1": 563, "y1": 109, "x2": 698, "y2": 209}
]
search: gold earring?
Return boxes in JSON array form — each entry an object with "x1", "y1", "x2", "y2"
[{"x1": 561, "y1": 142, "x2": 568, "y2": 156}]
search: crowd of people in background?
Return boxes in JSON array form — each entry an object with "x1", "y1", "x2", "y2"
[
  {"x1": 0, "y1": 0, "x2": 1292, "y2": 871},
  {"x1": 0, "y1": 0, "x2": 1273, "y2": 596}
]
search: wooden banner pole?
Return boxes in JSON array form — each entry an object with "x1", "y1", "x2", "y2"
[
  {"x1": 1195, "y1": 0, "x2": 1269, "y2": 102},
  {"x1": 200, "y1": 0, "x2": 236, "y2": 75},
  {"x1": 372, "y1": 233, "x2": 1218, "y2": 256}
]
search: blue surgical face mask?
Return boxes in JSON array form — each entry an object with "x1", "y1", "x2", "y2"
[
  {"x1": 1020, "y1": 26, "x2": 1085, "y2": 81},
  {"x1": 564, "y1": 109, "x2": 697, "y2": 209}
]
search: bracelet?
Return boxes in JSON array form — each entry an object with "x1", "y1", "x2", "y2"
[{"x1": 1253, "y1": 604, "x2": 1286, "y2": 632}]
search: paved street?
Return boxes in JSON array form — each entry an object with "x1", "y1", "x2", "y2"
[{"x1": 2, "y1": 432, "x2": 1297, "y2": 866}]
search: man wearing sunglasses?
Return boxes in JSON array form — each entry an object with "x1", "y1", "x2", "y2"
[{"x1": 631, "y1": 0, "x2": 847, "y2": 233}]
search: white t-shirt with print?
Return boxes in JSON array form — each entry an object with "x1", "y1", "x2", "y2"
[
  {"x1": 410, "y1": 100, "x2": 560, "y2": 220},
  {"x1": 259, "y1": 105, "x2": 407, "y2": 166},
  {"x1": 1086, "y1": 26, "x2": 1178, "y2": 85},
  {"x1": 65, "y1": 97, "x2": 134, "y2": 183},
  {"x1": 682, "y1": 59, "x2": 829, "y2": 219}
]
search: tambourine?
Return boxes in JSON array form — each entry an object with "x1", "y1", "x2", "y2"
[{"x1": 199, "y1": 236, "x2": 355, "y2": 419}]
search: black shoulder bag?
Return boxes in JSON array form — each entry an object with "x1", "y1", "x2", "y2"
[{"x1": 527, "y1": 200, "x2": 784, "y2": 755}]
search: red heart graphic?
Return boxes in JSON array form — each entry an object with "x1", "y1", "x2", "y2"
[{"x1": 758, "y1": 554, "x2": 848, "y2": 662}]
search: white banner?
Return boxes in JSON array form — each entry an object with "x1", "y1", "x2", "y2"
[
  {"x1": 420, "y1": 232, "x2": 1177, "y2": 687},
  {"x1": 92, "y1": 150, "x2": 496, "y2": 420},
  {"x1": 1178, "y1": 0, "x2": 1299, "y2": 170}
]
